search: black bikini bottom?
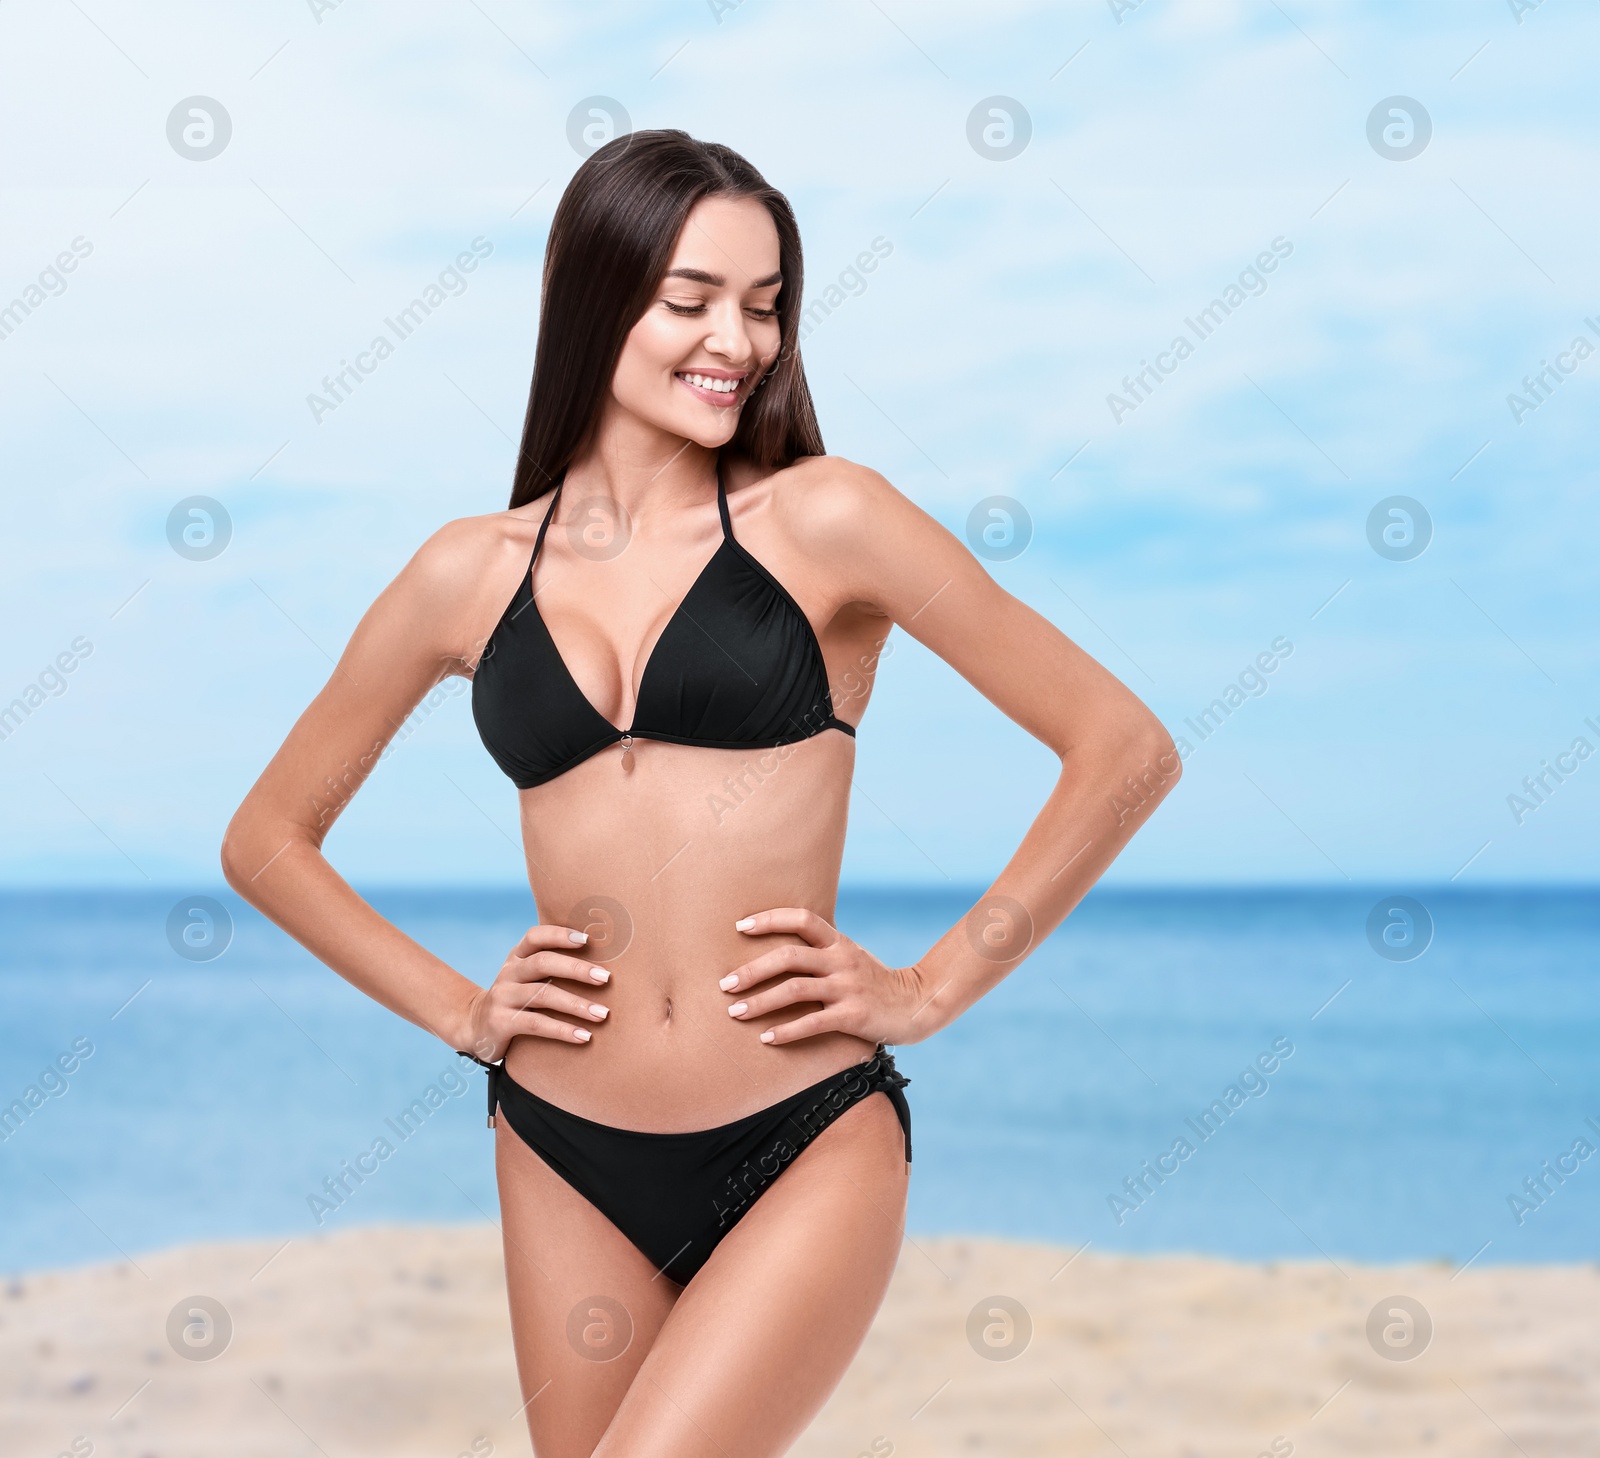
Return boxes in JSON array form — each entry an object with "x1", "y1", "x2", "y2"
[{"x1": 464, "y1": 1046, "x2": 912, "y2": 1286}]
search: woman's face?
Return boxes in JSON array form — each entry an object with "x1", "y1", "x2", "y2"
[{"x1": 609, "y1": 194, "x2": 783, "y2": 450}]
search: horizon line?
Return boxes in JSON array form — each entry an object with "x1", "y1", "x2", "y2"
[{"x1": 0, "y1": 880, "x2": 1595, "y2": 895}]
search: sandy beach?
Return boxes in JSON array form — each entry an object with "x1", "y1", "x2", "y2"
[{"x1": 2, "y1": 1224, "x2": 1593, "y2": 1457}]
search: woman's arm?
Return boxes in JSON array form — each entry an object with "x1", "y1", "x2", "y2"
[
  {"x1": 725, "y1": 457, "x2": 1181, "y2": 1045},
  {"x1": 219, "y1": 517, "x2": 603, "y2": 1057}
]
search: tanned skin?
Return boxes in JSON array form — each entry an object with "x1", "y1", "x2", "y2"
[{"x1": 222, "y1": 194, "x2": 1179, "y2": 1457}]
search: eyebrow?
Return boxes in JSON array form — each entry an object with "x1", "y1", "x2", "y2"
[{"x1": 663, "y1": 267, "x2": 783, "y2": 289}]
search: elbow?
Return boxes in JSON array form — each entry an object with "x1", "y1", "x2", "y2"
[
  {"x1": 219, "y1": 809, "x2": 256, "y2": 898},
  {"x1": 219, "y1": 835, "x2": 247, "y2": 897},
  {"x1": 220, "y1": 797, "x2": 312, "y2": 901},
  {"x1": 1054, "y1": 707, "x2": 1178, "y2": 766},
  {"x1": 1133, "y1": 714, "x2": 1180, "y2": 770},
  {"x1": 1119, "y1": 716, "x2": 1182, "y2": 803},
  {"x1": 1078, "y1": 709, "x2": 1179, "y2": 798}
]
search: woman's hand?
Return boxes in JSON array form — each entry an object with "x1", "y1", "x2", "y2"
[
  {"x1": 719, "y1": 907, "x2": 935, "y2": 1047},
  {"x1": 460, "y1": 924, "x2": 612, "y2": 1063}
]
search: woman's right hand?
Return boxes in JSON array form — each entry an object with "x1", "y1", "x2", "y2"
[{"x1": 459, "y1": 924, "x2": 612, "y2": 1063}]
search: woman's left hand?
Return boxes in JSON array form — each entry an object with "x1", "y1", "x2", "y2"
[{"x1": 720, "y1": 907, "x2": 934, "y2": 1047}]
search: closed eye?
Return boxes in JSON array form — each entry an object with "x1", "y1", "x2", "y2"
[{"x1": 662, "y1": 300, "x2": 779, "y2": 318}]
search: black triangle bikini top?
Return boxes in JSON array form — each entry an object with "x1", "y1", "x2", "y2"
[{"x1": 471, "y1": 458, "x2": 857, "y2": 789}]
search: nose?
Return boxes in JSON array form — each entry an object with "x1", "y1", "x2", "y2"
[{"x1": 701, "y1": 296, "x2": 755, "y2": 364}]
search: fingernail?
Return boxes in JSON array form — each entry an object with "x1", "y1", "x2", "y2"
[
  {"x1": 759, "y1": 1030, "x2": 774, "y2": 1043},
  {"x1": 735, "y1": 917, "x2": 755, "y2": 931},
  {"x1": 589, "y1": 1004, "x2": 608, "y2": 1018},
  {"x1": 569, "y1": 930, "x2": 588, "y2": 944},
  {"x1": 728, "y1": 1002, "x2": 747, "y2": 1017},
  {"x1": 719, "y1": 973, "x2": 740, "y2": 991},
  {"x1": 574, "y1": 1027, "x2": 592, "y2": 1042},
  {"x1": 590, "y1": 968, "x2": 610, "y2": 983}
]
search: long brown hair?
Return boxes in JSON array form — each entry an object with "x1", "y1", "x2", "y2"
[{"x1": 508, "y1": 130, "x2": 824, "y2": 509}]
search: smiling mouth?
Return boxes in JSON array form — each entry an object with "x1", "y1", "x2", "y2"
[{"x1": 675, "y1": 370, "x2": 747, "y2": 403}]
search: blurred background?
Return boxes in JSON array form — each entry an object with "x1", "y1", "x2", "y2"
[{"x1": 1, "y1": 1, "x2": 1596, "y2": 1454}]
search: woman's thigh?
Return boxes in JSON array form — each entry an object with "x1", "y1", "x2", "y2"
[
  {"x1": 495, "y1": 1120, "x2": 683, "y2": 1458},
  {"x1": 591, "y1": 1089, "x2": 910, "y2": 1458}
]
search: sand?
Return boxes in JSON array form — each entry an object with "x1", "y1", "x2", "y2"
[{"x1": 1, "y1": 1224, "x2": 1594, "y2": 1457}]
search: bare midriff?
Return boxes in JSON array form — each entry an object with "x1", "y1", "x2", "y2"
[{"x1": 501, "y1": 726, "x2": 874, "y2": 1132}]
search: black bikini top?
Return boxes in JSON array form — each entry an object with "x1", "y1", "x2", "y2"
[{"x1": 471, "y1": 458, "x2": 856, "y2": 789}]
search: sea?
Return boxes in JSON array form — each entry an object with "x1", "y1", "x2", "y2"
[{"x1": 2, "y1": 886, "x2": 1596, "y2": 1274}]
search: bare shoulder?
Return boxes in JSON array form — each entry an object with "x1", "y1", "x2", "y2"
[
  {"x1": 405, "y1": 508, "x2": 527, "y2": 588},
  {"x1": 380, "y1": 505, "x2": 543, "y2": 668},
  {"x1": 764, "y1": 453, "x2": 910, "y2": 547},
  {"x1": 758, "y1": 454, "x2": 971, "y2": 613}
]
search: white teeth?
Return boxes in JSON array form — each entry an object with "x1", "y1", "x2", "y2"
[{"x1": 681, "y1": 372, "x2": 739, "y2": 394}]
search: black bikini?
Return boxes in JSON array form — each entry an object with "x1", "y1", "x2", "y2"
[
  {"x1": 471, "y1": 456, "x2": 857, "y2": 787},
  {"x1": 465, "y1": 457, "x2": 911, "y2": 1285},
  {"x1": 467, "y1": 1050, "x2": 911, "y2": 1285}
]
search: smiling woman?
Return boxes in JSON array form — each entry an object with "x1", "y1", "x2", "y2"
[
  {"x1": 506, "y1": 138, "x2": 820, "y2": 507},
  {"x1": 221, "y1": 128, "x2": 1179, "y2": 1458}
]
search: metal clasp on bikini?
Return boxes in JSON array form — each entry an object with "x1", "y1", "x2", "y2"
[{"x1": 619, "y1": 732, "x2": 635, "y2": 772}]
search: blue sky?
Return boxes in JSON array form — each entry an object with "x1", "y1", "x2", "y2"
[{"x1": 1, "y1": 0, "x2": 1596, "y2": 886}]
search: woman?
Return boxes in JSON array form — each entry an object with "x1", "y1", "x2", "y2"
[{"x1": 222, "y1": 130, "x2": 1180, "y2": 1458}]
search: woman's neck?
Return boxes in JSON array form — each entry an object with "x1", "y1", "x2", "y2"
[{"x1": 565, "y1": 416, "x2": 726, "y2": 520}]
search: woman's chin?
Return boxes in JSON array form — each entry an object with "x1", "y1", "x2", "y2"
[{"x1": 663, "y1": 410, "x2": 743, "y2": 450}]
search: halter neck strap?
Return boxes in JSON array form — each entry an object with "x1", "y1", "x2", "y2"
[
  {"x1": 715, "y1": 455, "x2": 732, "y2": 540},
  {"x1": 531, "y1": 476, "x2": 564, "y2": 565}
]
